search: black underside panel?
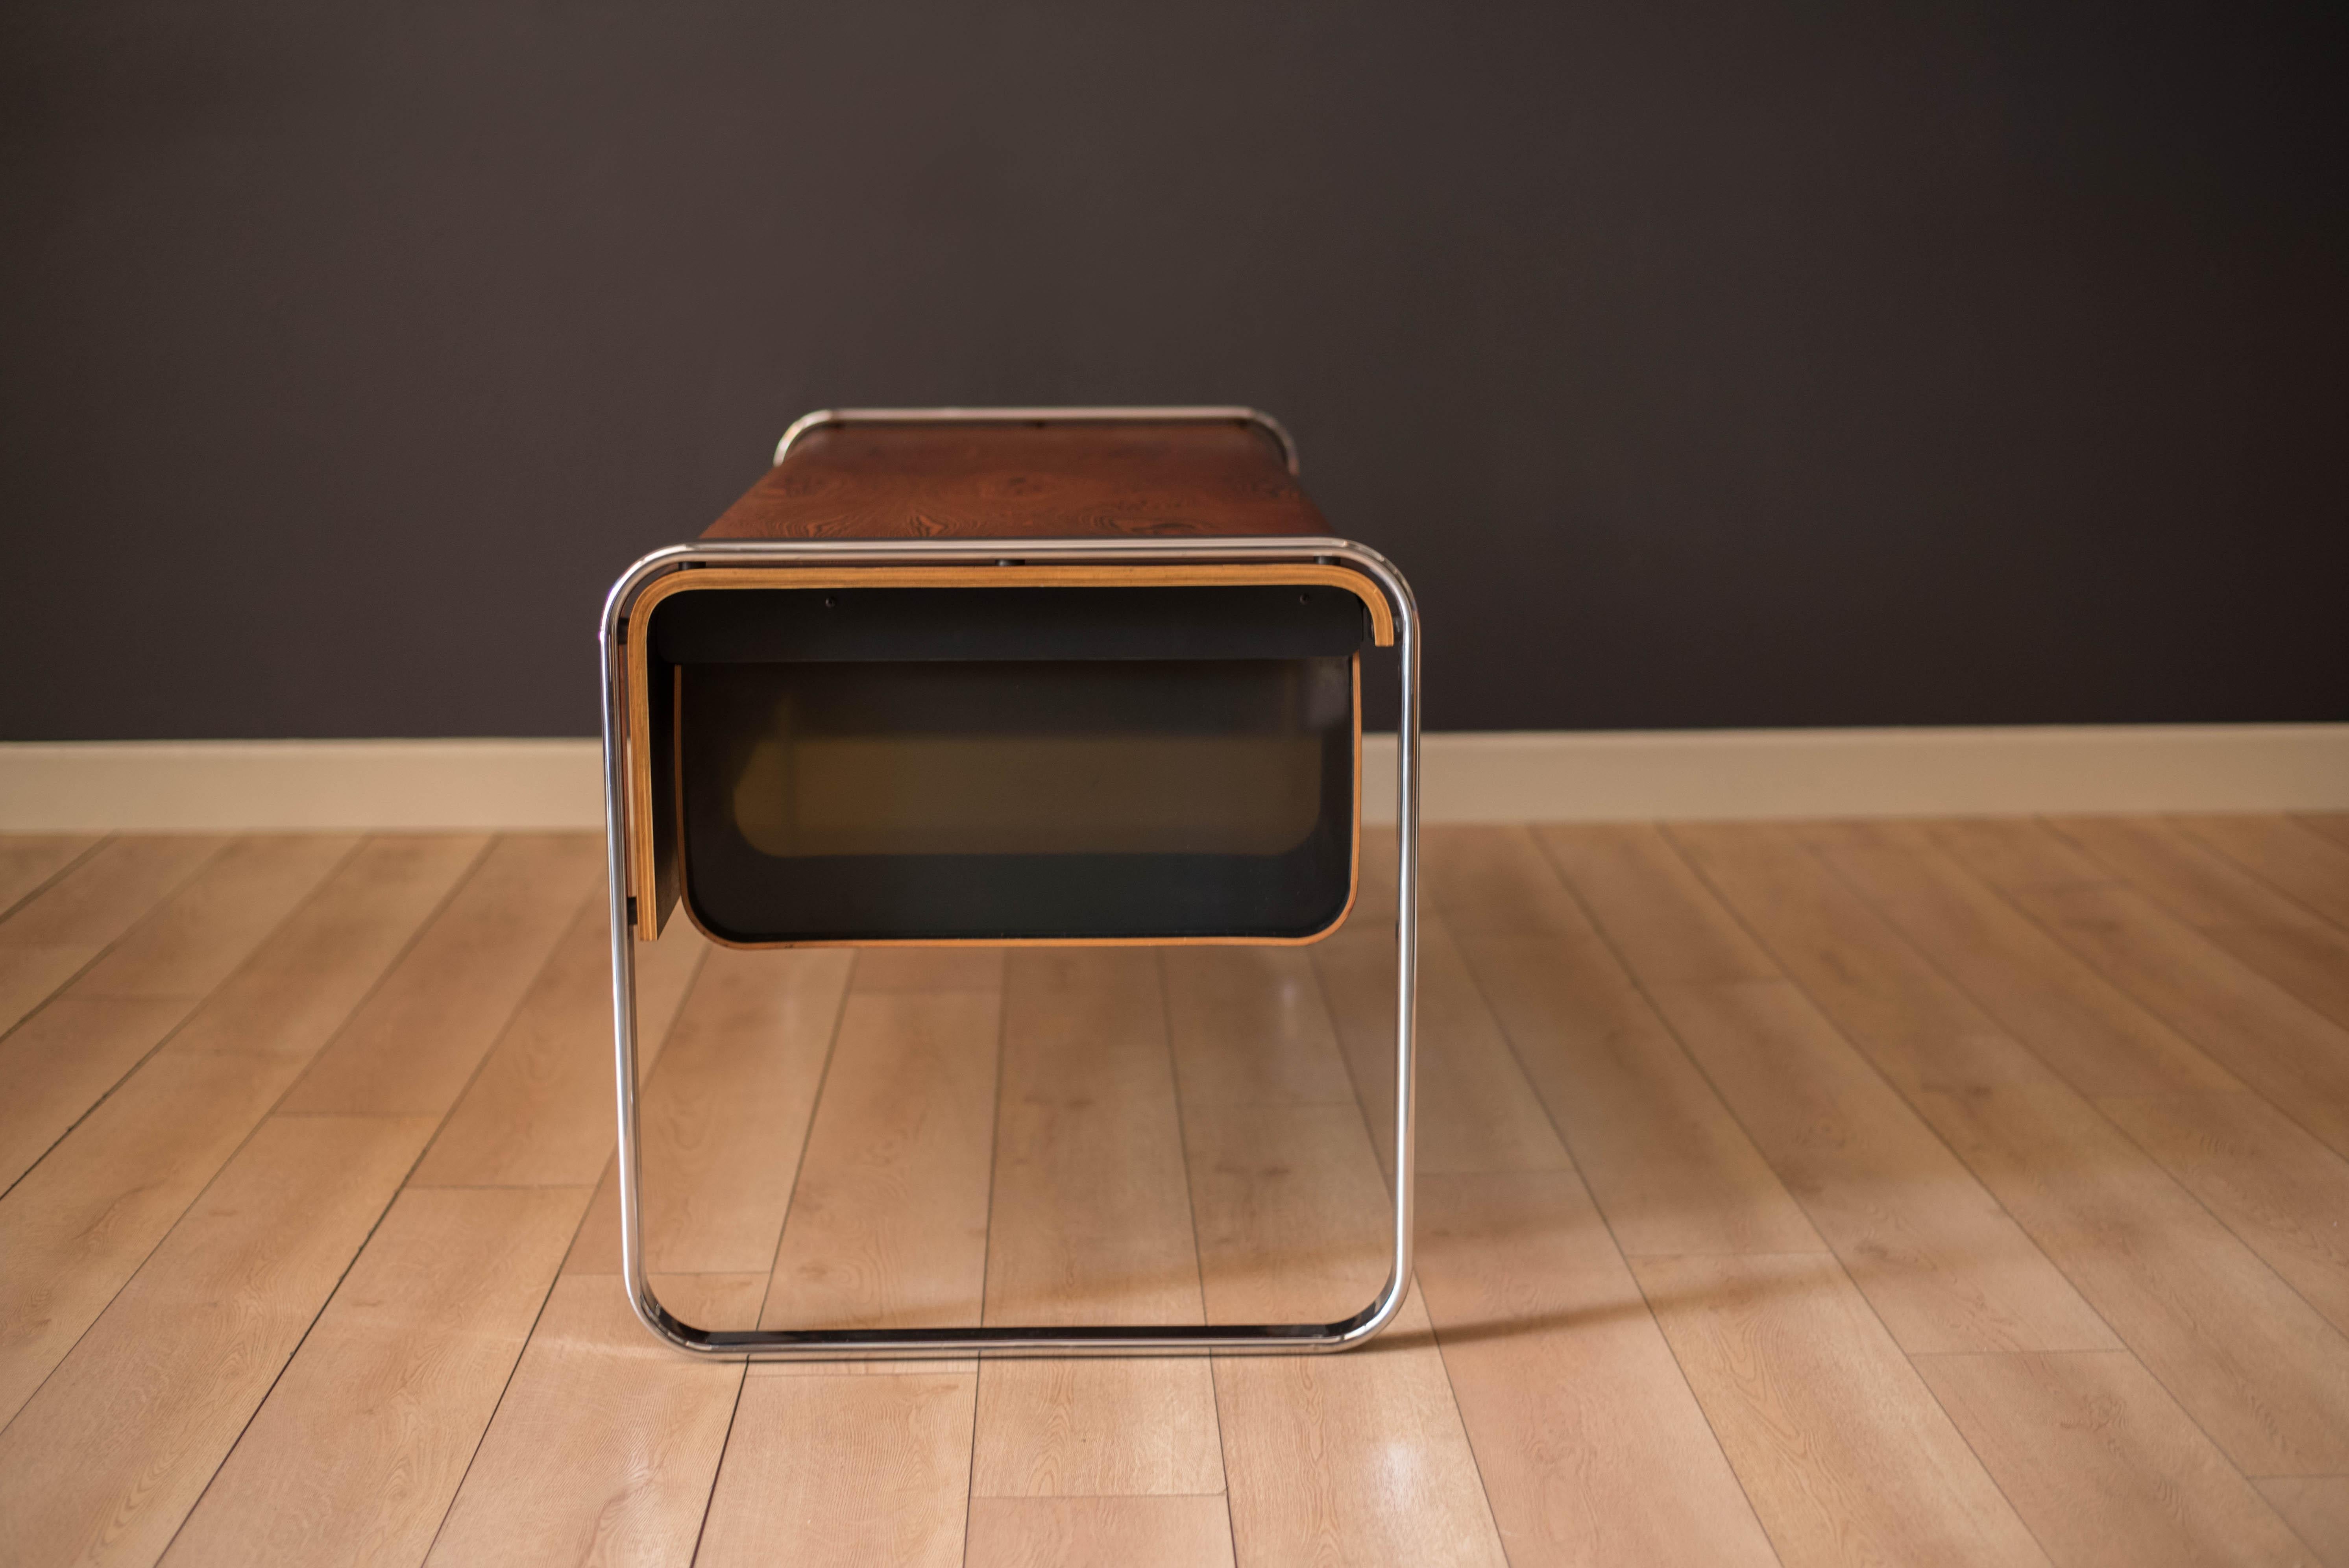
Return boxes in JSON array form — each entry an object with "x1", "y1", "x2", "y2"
[
  {"x1": 651, "y1": 582, "x2": 1370, "y2": 663},
  {"x1": 676, "y1": 654, "x2": 1357, "y2": 943}
]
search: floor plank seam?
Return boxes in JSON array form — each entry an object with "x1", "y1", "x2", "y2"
[
  {"x1": 1772, "y1": 824, "x2": 2338, "y2": 1496},
  {"x1": 744, "y1": 949, "x2": 859, "y2": 1332},
  {"x1": 2033, "y1": 813, "x2": 2349, "y2": 1034},
  {"x1": 415, "y1": 1238, "x2": 576, "y2": 1565},
  {"x1": 1660, "y1": 822, "x2": 2140, "y2": 1352},
  {"x1": 9, "y1": 834, "x2": 554, "y2": 1547},
  {"x1": 263, "y1": 833, "x2": 500, "y2": 1121},
  {"x1": 958, "y1": 966, "x2": 1012, "y2": 1568},
  {"x1": 0, "y1": 839, "x2": 253, "y2": 1204},
  {"x1": 0, "y1": 835, "x2": 502, "y2": 1443},
  {"x1": 1529, "y1": 828, "x2": 2014, "y2": 1564},
  {"x1": 0, "y1": 835, "x2": 380, "y2": 1206},
  {"x1": 401, "y1": 875, "x2": 608, "y2": 1190},
  {"x1": 1445, "y1": 845, "x2": 1785, "y2": 1563},
  {"x1": 2177, "y1": 816, "x2": 2349, "y2": 938},
  {"x1": 147, "y1": 1112, "x2": 452, "y2": 1565},
  {"x1": 685, "y1": 1366, "x2": 754, "y2": 1568},
  {"x1": 1157, "y1": 951, "x2": 1229, "y2": 1331},
  {"x1": 1300, "y1": 936, "x2": 1399, "y2": 1204},
  {"x1": 1918, "y1": 826, "x2": 2349, "y2": 1357},
  {"x1": 0, "y1": 832, "x2": 113, "y2": 927}
]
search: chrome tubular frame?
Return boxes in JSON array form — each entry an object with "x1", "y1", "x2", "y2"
[
  {"x1": 600, "y1": 534, "x2": 1419, "y2": 1358},
  {"x1": 771, "y1": 405, "x2": 1301, "y2": 475}
]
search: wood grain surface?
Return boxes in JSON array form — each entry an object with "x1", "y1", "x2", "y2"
[
  {"x1": 6, "y1": 817, "x2": 2349, "y2": 1566},
  {"x1": 696, "y1": 1374, "x2": 978, "y2": 1568},
  {"x1": 1917, "y1": 1350, "x2": 2315, "y2": 1567},
  {"x1": 1633, "y1": 1252, "x2": 2050, "y2": 1567},
  {"x1": 972, "y1": 951, "x2": 1221, "y2": 1498},
  {"x1": 703, "y1": 418, "x2": 1325, "y2": 541},
  {"x1": 426, "y1": 1273, "x2": 754, "y2": 1568},
  {"x1": 159, "y1": 1185, "x2": 589, "y2": 1568}
]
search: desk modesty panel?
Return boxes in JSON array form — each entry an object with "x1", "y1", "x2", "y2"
[{"x1": 612, "y1": 411, "x2": 1400, "y2": 949}]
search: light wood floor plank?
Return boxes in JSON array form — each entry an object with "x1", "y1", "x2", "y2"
[
  {"x1": 1534, "y1": 822, "x2": 1780, "y2": 983},
  {"x1": 1421, "y1": 824, "x2": 1599, "y2": 937},
  {"x1": 2046, "y1": 815, "x2": 2303, "y2": 923},
  {"x1": 1916, "y1": 1350, "x2": 2312, "y2": 1568},
  {"x1": 2048, "y1": 815, "x2": 2349, "y2": 1033},
  {"x1": 565, "y1": 944, "x2": 854, "y2": 1276},
  {"x1": 1177, "y1": 975, "x2": 1504, "y2": 1566},
  {"x1": 2181, "y1": 815, "x2": 2349, "y2": 931},
  {"x1": 1185, "y1": 1103, "x2": 1396, "y2": 1326},
  {"x1": 1418, "y1": 1171, "x2": 1778, "y2": 1566},
  {"x1": 1557, "y1": 820, "x2": 2115, "y2": 1353},
  {"x1": 1672, "y1": 823, "x2": 2349, "y2": 1476},
  {"x1": 70, "y1": 834, "x2": 356, "y2": 1002},
  {"x1": 0, "y1": 835, "x2": 486, "y2": 1423},
  {"x1": 427, "y1": 1274, "x2": 755, "y2": 1568},
  {"x1": 17, "y1": 819, "x2": 2349, "y2": 1561},
  {"x1": 2258, "y1": 1477, "x2": 2349, "y2": 1567},
  {"x1": 1651, "y1": 979, "x2": 2117, "y2": 1353},
  {"x1": 0, "y1": 837, "x2": 229, "y2": 1036},
  {"x1": 1633, "y1": 1252, "x2": 2050, "y2": 1567},
  {"x1": 1932, "y1": 820, "x2": 2349, "y2": 1154},
  {"x1": 1313, "y1": 920, "x2": 1571, "y2": 1177},
  {"x1": 0, "y1": 995, "x2": 188, "y2": 1193},
  {"x1": 1164, "y1": 947, "x2": 1357, "y2": 1109},
  {"x1": 2297, "y1": 815, "x2": 2349, "y2": 855},
  {"x1": 1454, "y1": 929, "x2": 1824, "y2": 1256},
  {"x1": 281, "y1": 833, "x2": 602, "y2": 1116},
  {"x1": 759, "y1": 988, "x2": 1000, "y2": 1340},
  {"x1": 0, "y1": 834, "x2": 440, "y2": 1195},
  {"x1": 973, "y1": 950, "x2": 1220, "y2": 1498},
  {"x1": 965, "y1": 1496, "x2": 1237, "y2": 1568},
  {"x1": 0, "y1": 1114, "x2": 434, "y2": 1568},
  {"x1": 1326, "y1": 872, "x2": 1775, "y2": 1563},
  {"x1": 0, "y1": 945, "x2": 104, "y2": 1050},
  {"x1": 0, "y1": 834, "x2": 225, "y2": 950},
  {"x1": 2097, "y1": 1092, "x2": 2349, "y2": 1339},
  {"x1": 1213, "y1": 1288, "x2": 1507, "y2": 1568},
  {"x1": 1911, "y1": 816, "x2": 2117, "y2": 890},
  {"x1": 0, "y1": 834, "x2": 100, "y2": 918},
  {"x1": 161, "y1": 1185, "x2": 589, "y2": 1568},
  {"x1": 0, "y1": 1051, "x2": 320, "y2": 1426},
  {"x1": 1661, "y1": 824, "x2": 2045, "y2": 1097},
  {"x1": 696, "y1": 1374, "x2": 976, "y2": 1568},
  {"x1": 1998, "y1": 875, "x2": 2349, "y2": 1163},
  {"x1": 410, "y1": 898, "x2": 706, "y2": 1188},
  {"x1": 852, "y1": 945, "x2": 1006, "y2": 992},
  {"x1": 1799, "y1": 822, "x2": 2238, "y2": 1099},
  {"x1": 162, "y1": 835, "x2": 490, "y2": 1061},
  {"x1": 1921, "y1": 1073, "x2": 2349, "y2": 1476}
]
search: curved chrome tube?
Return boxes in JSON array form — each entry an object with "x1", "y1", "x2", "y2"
[
  {"x1": 771, "y1": 405, "x2": 1301, "y2": 475},
  {"x1": 600, "y1": 534, "x2": 1418, "y2": 1358}
]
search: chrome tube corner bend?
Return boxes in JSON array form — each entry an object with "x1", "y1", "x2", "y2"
[{"x1": 771, "y1": 406, "x2": 1300, "y2": 475}]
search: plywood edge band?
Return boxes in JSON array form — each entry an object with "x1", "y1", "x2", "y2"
[
  {"x1": 624, "y1": 563, "x2": 1396, "y2": 647},
  {"x1": 622, "y1": 567, "x2": 1381, "y2": 945}
]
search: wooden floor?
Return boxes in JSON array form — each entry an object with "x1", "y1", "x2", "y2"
[{"x1": 4, "y1": 818, "x2": 2349, "y2": 1566}]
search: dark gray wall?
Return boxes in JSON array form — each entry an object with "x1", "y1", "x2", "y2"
[{"x1": 4, "y1": 2, "x2": 2343, "y2": 739}]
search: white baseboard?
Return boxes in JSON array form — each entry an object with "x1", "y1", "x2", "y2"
[
  {"x1": 0, "y1": 740, "x2": 606, "y2": 832},
  {"x1": 0, "y1": 726, "x2": 2342, "y2": 831},
  {"x1": 1360, "y1": 724, "x2": 2349, "y2": 824}
]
